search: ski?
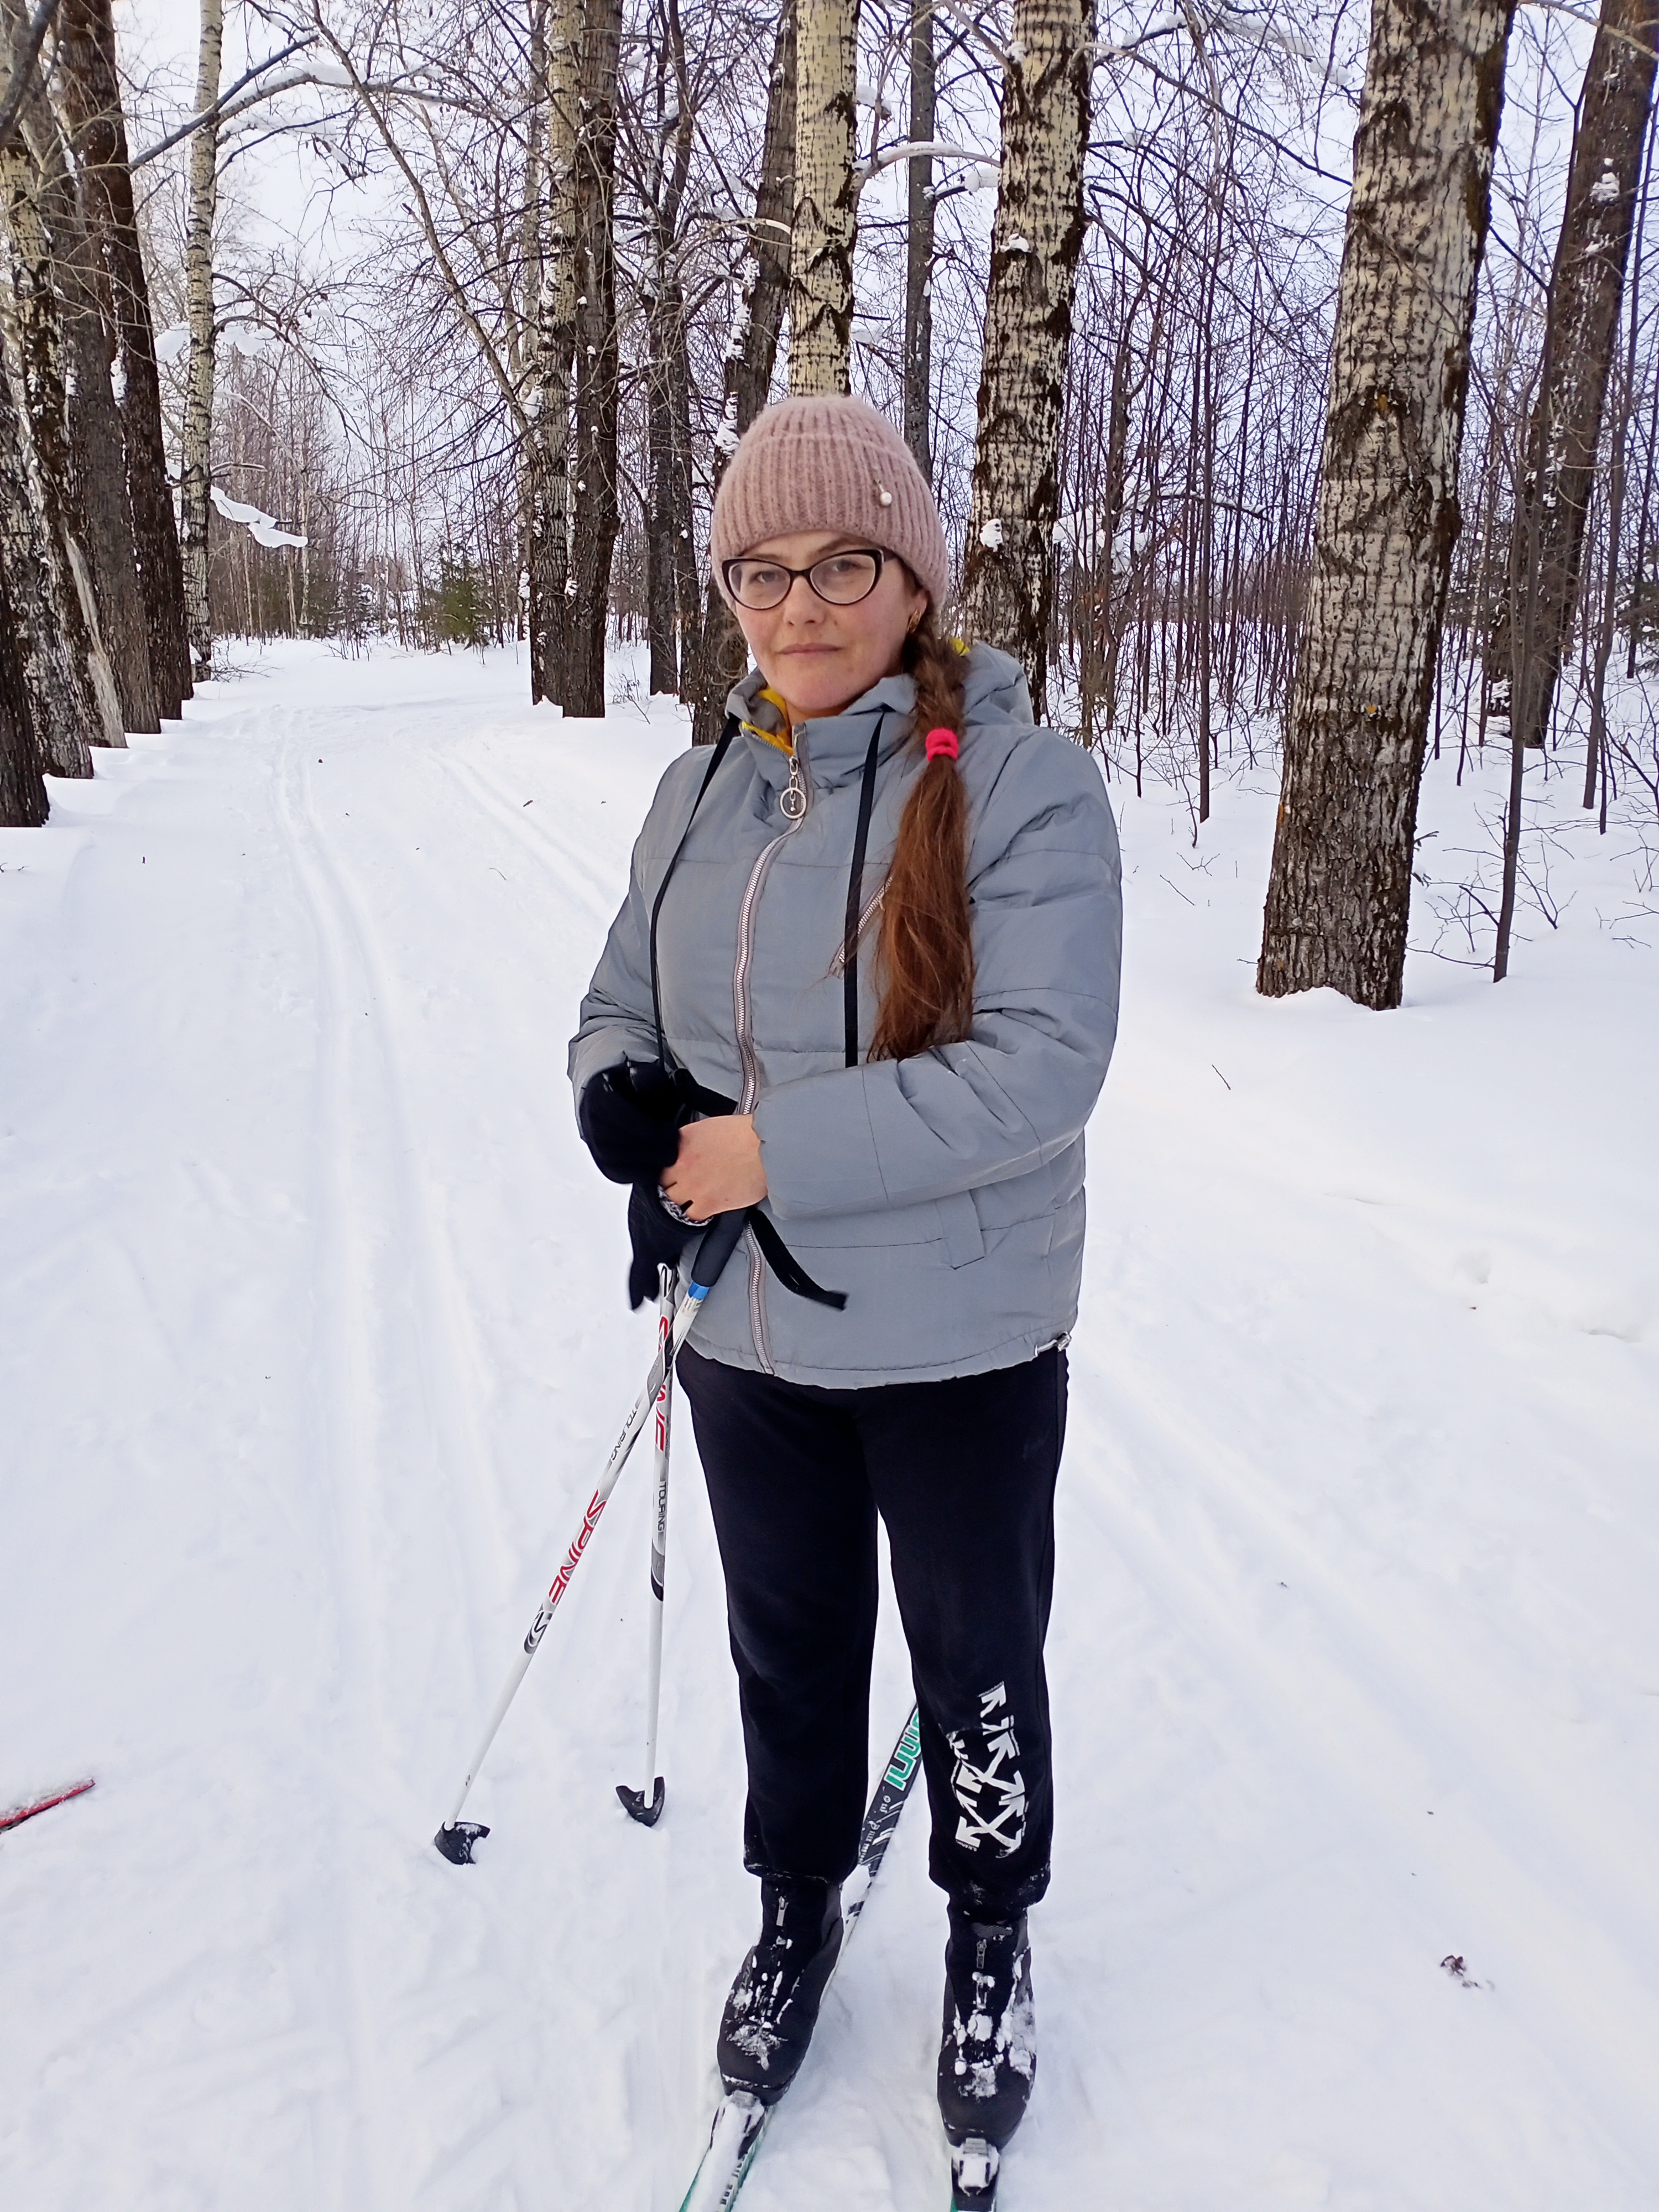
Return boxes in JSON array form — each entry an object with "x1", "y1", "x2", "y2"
[
  {"x1": 1, "y1": 1778, "x2": 95, "y2": 1836},
  {"x1": 948, "y1": 2135, "x2": 1000, "y2": 2210},
  {"x1": 677, "y1": 1704, "x2": 924, "y2": 2212}
]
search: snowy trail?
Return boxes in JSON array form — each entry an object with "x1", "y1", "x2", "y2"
[{"x1": 3, "y1": 642, "x2": 1656, "y2": 2212}]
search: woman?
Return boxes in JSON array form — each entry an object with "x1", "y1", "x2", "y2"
[{"x1": 569, "y1": 395, "x2": 1121, "y2": 2184}]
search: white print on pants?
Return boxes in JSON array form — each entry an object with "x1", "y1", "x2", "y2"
[{"x1": 946, "y1": 1682, "x2": 1028, "y2": 1857}]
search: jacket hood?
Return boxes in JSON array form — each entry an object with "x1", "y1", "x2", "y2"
[{"x1": 959, "y1": 643, "x2": 1034, "y2": 728}]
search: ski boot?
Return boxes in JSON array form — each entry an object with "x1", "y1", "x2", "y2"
[
  {"x1": 940, "y1": 1906, "x2": 1036, "y2": 2203},
  {"x1": 717, "y1": 1876, "x2": 843, "y2": 2106}
]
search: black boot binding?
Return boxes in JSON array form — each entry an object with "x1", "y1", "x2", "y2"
[{"x1": 717, "y1": 1877, "x2": 844, "y2": 2105}]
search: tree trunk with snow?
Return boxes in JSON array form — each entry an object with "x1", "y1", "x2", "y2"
[
  {"x1": 903, "y1": 0, "x2": 934, "y2": 484},
  {"x1": 564, "y1": 0, "x2": 622, "y2": 717},
  {"x1": 54, "y1": 0, "x2": 183, "y2": 719},
  {"x1": 690, "y1": 0, "x2": 795, "y2": 744},
  {"x1": 1257, "y1": 0, "x2": 1514, "y2": 1010},
  {"x1": 789, "y1": 0, "x2": 857, "y2": 395},
  {"x1": 524, "y1": 0, "x2": 578, "y2": 708},
  {"x1": 180, "y1": 0, "x2": 223, "y2": 684},
  {"x1": 959, "y1": 0, "x2": 1093, "y2": 715},
  {"x1": 1491, "y1": 0, "x2": 1658, "y2": 759}
]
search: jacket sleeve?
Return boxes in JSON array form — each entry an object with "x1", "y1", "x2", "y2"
[
  {"x1": 567, "y1": 755, "x2": 699, "y2": 1104},
  {"x1": 753, "y1": 734, "x2": 1122, "y2": 1219}
]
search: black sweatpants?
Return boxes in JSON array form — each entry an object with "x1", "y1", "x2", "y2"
[{"x1": 677, "y1": 1343, "x2": 1067, "y2": 1918}]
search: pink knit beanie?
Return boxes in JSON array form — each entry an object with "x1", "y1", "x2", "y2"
[{"x1": 711, "y1": 395, "x2": 950, "y2": 611}]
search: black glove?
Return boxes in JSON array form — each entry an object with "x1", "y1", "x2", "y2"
[
  {"x1": 577, "y1": 1061, "x2": 686, "y2": 1185},
  {"x1": 625, "y1": 1180, "x2": 705, "y2": 1311},
  {"x1": 580, "y1": 1061, "x2": 736, "y2": 1309}
]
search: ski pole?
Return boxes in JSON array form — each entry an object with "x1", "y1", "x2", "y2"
[
  {"x1": 435, "y1": 1209, "x2": 747, "y2": 1864},
  {"x1": 617, "y1": 1264, "x2": 675, "y2": 1827},
  {"x1": 1, "y1": 1778, "x2": 95, "y2": 1835}
]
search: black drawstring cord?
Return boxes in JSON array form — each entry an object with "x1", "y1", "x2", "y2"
[
  {"x1": 843, "y1": 723, "x2": 883, "y2": 1068},
  {"x1": 649, "y1": 717, "x2": 735, "y2": 1067}
]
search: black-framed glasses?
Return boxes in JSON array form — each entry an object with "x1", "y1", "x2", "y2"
[{"x1": 723, "y1": 547, "x2": 888, "y2": 612}]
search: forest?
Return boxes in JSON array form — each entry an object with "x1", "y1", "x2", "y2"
[{"x1": 2, "y1": 0, "x2": 1658, "y2": 1001}]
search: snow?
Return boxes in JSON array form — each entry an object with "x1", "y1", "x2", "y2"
[
  {"x1": 2, "y1": 641, "x2": 1656, "y2": 2211},
  {"x1": 210, "y1": 484, "x2": 309, "y2": 548}
]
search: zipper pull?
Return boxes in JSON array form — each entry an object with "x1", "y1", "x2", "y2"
[{"x1": 780, "y1": 754, "x2": 807, "y2": 821}]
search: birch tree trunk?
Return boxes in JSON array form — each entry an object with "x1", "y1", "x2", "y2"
[
  {"x1": 34, "y1": 81, "x2": 156, "y2": 734},
  {"x1": 1257, "y1": 0, "x2": 1514, "y2": 1010},
  {"x1": 180, "y1": 0, "x2": 223, "y2": 684},
  {"x1": 519, "y1": 0, "x2": 547, "y2": 675},
  {"x1": 789, "y1": 0, "x2": 857, "y2": 394},
  {"x1": 1585, "y1": 131, "x2": 1652, "y2": 809},
  {"x1": 903, "y1": 0, "x2": 934, "y2": 483},
  {"x1": 643, "y1": 3, "x2": 697, "y2": 695},
  {"x1": 959, "y1": 0, "x2": 1093, "y2": 714},
  {"x1": 0, "y1": 325, "x2": 96, "y2": 776},
  {"x1": 525, "y1": 0, "x2": 578, "y2": 707},
  {"x1": 644, "y1": 264, "x2": 699, "y2": 693},
  {"x1": 57, "y1": 0, "x2": 190, "y2": 718},
  {"x1": 564, "y1": 0, "x2": 622, "y2": 716},
  {"x1": 1492, "y1": 0, "x2": 1658, "y2": 756},
  {"x1": 0, "y1": 566, "x2": 46, "y2": 823},
  {"x1": 0, "y1": 41, "x2": 121, "y2": 758},
  {"x1": 666, "y1": 284, "x2": 700, "y2": 677},
  {"x1": 689, "y1": 0, "x2": 794, "y2": 743},
  {"x1": 0, "y1": 291, "x2": 47, "y2": 821}
]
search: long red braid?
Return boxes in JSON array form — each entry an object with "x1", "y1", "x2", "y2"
[{"x1": 870, "y1": 614, "x2": 974, "y2": 1061}]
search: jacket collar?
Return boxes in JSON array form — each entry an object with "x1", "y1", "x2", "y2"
[{"x1": 726, "y1": 664, "x2": 918, "y2": 792}]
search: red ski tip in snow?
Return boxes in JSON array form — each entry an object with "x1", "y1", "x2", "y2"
[{"x1": 1, "y1": 1778, "x2": 95, "y2": 1836}]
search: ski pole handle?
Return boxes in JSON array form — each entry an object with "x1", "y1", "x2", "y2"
[{"x1": 687, "y1": 1208, "x2": 747, "y2": 1297}]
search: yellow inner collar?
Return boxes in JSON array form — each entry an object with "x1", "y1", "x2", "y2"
[{"x1": 740, "y1": 686, "x2": 794, "y2": 757}]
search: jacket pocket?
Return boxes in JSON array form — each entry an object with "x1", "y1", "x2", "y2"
[
  {"x1": 828, "y1": 886, "x2": 886, "y2": 977},
  {"x1": 933, "y1": 1189, "x2": 985, "y2": 1268}
]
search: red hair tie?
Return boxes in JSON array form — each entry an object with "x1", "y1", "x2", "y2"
[{"x1": 925, "y1": 726, "x2": 959, "y2": 762}]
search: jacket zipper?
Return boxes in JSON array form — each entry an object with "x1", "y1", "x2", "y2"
[{"x1": 732, "y1": 738, "x2": 811, "y2": 1374}]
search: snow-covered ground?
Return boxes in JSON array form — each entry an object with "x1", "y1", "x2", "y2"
[{"x1": 3, "y1": 640, "x2": 1656, "y2": 2212}]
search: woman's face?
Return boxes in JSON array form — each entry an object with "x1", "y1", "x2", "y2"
[{"x1": 729, "y1": 530, "x2": 929, "y2": 721}]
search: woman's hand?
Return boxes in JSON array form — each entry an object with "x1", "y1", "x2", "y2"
[{"x1": 660, "y1": 1114, "x2": 768, "y2": 1220}]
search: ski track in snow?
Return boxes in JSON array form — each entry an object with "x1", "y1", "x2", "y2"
[{"x1": 2, "y1": 641, "x2": 1656, "y2": 2212}]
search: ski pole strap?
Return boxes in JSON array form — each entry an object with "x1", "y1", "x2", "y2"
[
  {"x1": 649, "y1": 717, "x2": 737, "y2": 1066},
  {"x1": 744, "y1": 1207, "x2": 847, "y2": 1310},
  {"x1": 650, "y1": 1079, "x2": 843, "y2": 1309},
  {"x1": 843, "y1": 721, "x2": 883, "y2": 1068}
]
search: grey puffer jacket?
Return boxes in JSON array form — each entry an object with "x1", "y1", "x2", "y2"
[{"x1": 568, "y1": 646, "x2": 1122, "y2": 1386}]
